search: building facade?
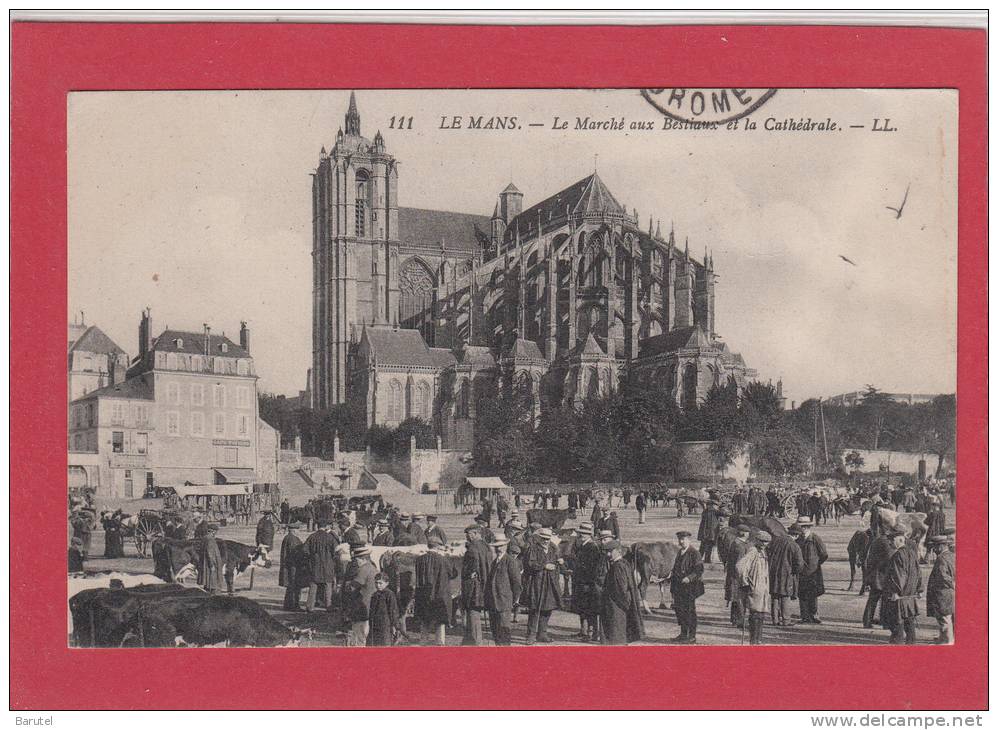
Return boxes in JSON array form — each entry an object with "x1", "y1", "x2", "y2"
[
  {"x1": 311, "y1": 94, "x2": 760, "y2": 447},
  {"x1": 69, "y1": 310, "x2": 278, "y2": 497}
]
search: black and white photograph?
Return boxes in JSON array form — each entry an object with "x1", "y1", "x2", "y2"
[{"x1": 66, "y1": 87, "x2": 957, "y2": 649}]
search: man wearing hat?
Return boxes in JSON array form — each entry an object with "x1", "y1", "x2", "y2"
[
  {"x1": 635, "y1": 491, "x2": 647, "y2": 524},
  {"x1": 461, "y1": 524, "x2": 491, "y2": 645},
  {"x1": 521, "y1": 527, "x2": 562, "y2": 644},
  {"x1": 408, "y1": 514, "x2": 428, "y2": 545},
  {"x1": 279, "y1": 522, "x2": 304, "y2": 610},
  {"x1": 425, "y1": 515, "x2": 448, "y2": 546},
  {"x1": 601, "y1": 540, "x2": 644, "y2": 645},
  {"x1": 926, "y1": 534, "x2": 955, "y2": 644},
  {"x1": 923, "y1": 500, "x2": 946, "y2": 563},
  {"x1": 372, "y1": 519, "x2": 393, "y2": 546},
  {"x1": 736, "y1": 532, "x2": 771, "y2": 644},
  {"x1": 256, "y1": 510, "x2": 277, "y2": 552},
  {"x1": 485, "y1": 536, "x2": 521, "y2": 645},
  {"x1": 697, "y1": 499, "x2": 722, "y2": 563},
  {"x1": 414, "y1": 535, "x2": 458, "y2": 645},
  {"x1": 504, "y1": 518, "x2": 526, "y2": 557},
  {"x1": 68, "y1": 536, "x2": 85, "y2": 573},
  {"x1": 883, "y1": 528, "x2": 922, "y2": 644},
  {"x1": 474, "y1": 514, "x2": 496, "y2": 545},
  {"x1": 199, "y1": 523, "x2": 225, "y2": 594},
  {"x1": 862, "y1": 525, "x2": 896, "y2": 628},
  {"x1": 767, "y1": 527, "x2": 803, "y2": 627},
  {"x1": 304, "y1": 520, "x2": 338, "y2": 612},
  {"x1": 724, "y1": 525, "x2": 752, "y2": 628},
  {"x1": 795, "y1": 516, "x2": 828, "y2": 624},
  {"x1": 572, "y1": 522, "x2": 603, "y2": 642},
  {"x1": 341, "y1": 513, "x2": 367, "y2": 547},
  {"x1": 344, "y1": 543, "x2": 377, "y2": 646},
  {"x1": 669, "y1": 531, "x2": 705, "y2": 643}
]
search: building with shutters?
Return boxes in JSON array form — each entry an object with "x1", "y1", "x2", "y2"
[
  {"x1": 68, "y1": 310, "x2": 278, "y2": 497},
  {"x1": 311, "y1": 93, "x2": 761, "y2": 448}
]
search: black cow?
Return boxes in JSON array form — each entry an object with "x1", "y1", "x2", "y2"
[
  {"x1": 152, "y1": 538, "x2": 270, "y2": 594},
  {"x1": 627, "y1": 541, "x2": 680, "y2": 613},
  {"x1": 379, "y1": 550, "x2": 463, "y2": 625},
  {"x1": 525, "y1": 508, "x2": 577, "y2": 530},
  {"x1": 69, "y1": 584, "x2": 300, "y2": 647}
]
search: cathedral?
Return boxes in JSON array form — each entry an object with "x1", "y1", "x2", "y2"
[{"x1": 310, "y1": 93, "x2": 759, "y2": 448}]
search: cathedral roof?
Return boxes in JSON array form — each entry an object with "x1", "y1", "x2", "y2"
[
  {"x1": 69, "y1": 325, "x2": 126, "y2": 356},
  {"x1": 501, "y1": 182, "x2": 521, "y2": 194},
  {"x1": 456, "y1": 345, "x2": 496, "y2": 368},
  {"x1": 507, "y1": 338, "x2": 545, "y2": 361},
  {"x1": 428, "y1": 347, "x2": 458, "y2": 368},
  {"x1": 637, "y1": 325, "x2": 715, "y2": 358},
  {"x1": 504, "y1": 173, "x2": 626, "y2": 243},
  {"x1": 398, "y1": 207, "x2": 491, "y2": 253},
  {"x1": 362, "y1": 327, "x2": 441, "y2": 368}
]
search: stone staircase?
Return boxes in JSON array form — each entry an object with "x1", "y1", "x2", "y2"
[{"x1": 367, "y1": 473, "x2": 440, "y2": 513}]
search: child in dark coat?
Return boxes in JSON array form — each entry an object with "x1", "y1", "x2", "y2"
[{"x1": 367, "y1": 573, "x2": 407, "y2": 646}]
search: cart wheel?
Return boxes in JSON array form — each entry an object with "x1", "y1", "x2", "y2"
[
  {"x1": 135, "y1": 516, "x2": 164, "y2": 557},
  {"x1": 782, "y1": 496, "x2": 798, "y2": 520}
]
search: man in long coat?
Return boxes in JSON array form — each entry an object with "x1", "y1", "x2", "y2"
[
  {"x1": 601, "y1": 540, "x2": 645, "y2": 645},
  {"x1": 732, "y1": 489, "x2": 748, "y2": 515},
  {"x1": 372, "y1": 519, "x2": 394, "y2": 546},
  {"x1": 863, "y1": 529, "x2": 896, "y2": 628},
  {"x1": 669, "y1": 531, "x2": 705, "y2": 644},
  {"x1": 725, "y1": 525, "x2": 752, "y2": 627},
  {"x1": 521, "y1": 527, "x2": 562, "y2": 644},
  {"x1": 697, "y1": 500, "x2": 722, "y2": 563},
  {"x1": 926, "y1": 534, "x2": 955, "y2": 644},
  {"x1": 461, "y1": 524, "x2": 491, "y2": 645},
  {"x1": 199, "y1": 524, "x2": 225, "y2": 594},
  {"x1": 737, "y1": 532, "x2": 771, "y2": 644},
  {"x1": 279, "y1": 523, "x2": 304, "y2": 610},
  {"x1": 304, "y1": 522, "x2": 338, "y2": 612},
  {"x1": 345, "y1": 544, "x2": 378, "y2": 646},
  {"x1": 256, "y1": 511, "x2": 277, "y2": 551},
  {"x1": 923, "y1": 500, "x2": 947, "y2": 559},
  {"x1": 883, "y1": 529, "x2": 922, "y2": 644},
  {"x1": 407, "y1": 514, "x2": 428, "y2": 545},
  {"x1": 767, "y1": 530, "x2": 803, "y2": 626},
  {"x1": 796, "y1": 517, "x2": 828, "y2": 623},
  {"x1": 484, "y1": 536, "x2": 521, "y2": 645},
  {"x1": 72, "y1": 512, "x2": 92, "y2": 558},
  {"x1": 571, "y1": 522, "x2": 603, "y2": 642},
  {"x1": 414, "y1": 536, "x2": 457, "y2": 645},
  {"x1": 635, "y1": 491, "x2": 647, "y2": 524},
  {"x1": 279, "y1": 499, "x2": 290, "y2": 525}
]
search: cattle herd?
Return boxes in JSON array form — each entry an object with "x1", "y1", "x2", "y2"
[{"x1": 67, "y1": 479, "x2": 956, "y2": 648}]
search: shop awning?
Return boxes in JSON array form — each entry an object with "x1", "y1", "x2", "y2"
[
  {"x1": 464, "y1": 476, "x2": 510, "y2": 491},
  {"x1": 172, "y1": 484, "x2": 250, "y2": 498},
  {"x1": 214, "y1": 468, "x2": 258, "y2": 484}
]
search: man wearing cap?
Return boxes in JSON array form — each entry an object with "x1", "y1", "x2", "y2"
[
  {"x1": 372, "y1": 519, "x2": 394, "y2": 546},
  {"x1": 724, "y1": 525, "x2": 752, "y2": 628},
  {"x1": 414, "y1": 536, "x2": 458, "y2": 645},
  {"x1": 698, "y1": 499, "x2": 722, "y2": 564},
  {"x1": 474, "y1": 514, "x2": 496, "y2": 545},
  {"x1": 485, "y1": 536, "x2": 521, "y2": 645},
  {"x1": 883, "y1": 529, "x2": 922, "y2": 644},
  {"x1": 862, "y1": 526, "x2": 896, "y2": 628},
  {"x1": 505, "y1": 519, "x2": 526, "y2": 556},
  {"x1": 279, "y1": 522, "x2": 304, "y2": 610},
  {"x1": 669, "y1": 531, "x2": 705, "y2": 644},
  {"x1": 572, "y1": 522, "x2": 603, "y2": 642},
  {"x1": 601, "y1": 540, "x2": 644, "y2": 645},
  {"x1": 521, "y1": 527, "x2": 562, "y2": 644},
  {"x1": 736, "y1": 532, "x2": 771, "y2": 644},
  {"x1": 341, "y1": 513, "x2": 367, "y2": 547},
  {"x1": 406, "y1": 514, "x2": 428, "y2": 545},
  {"x1": 461, "y1": 524, "x2": 491, "y2": 645},
  {"x1": 304, "y1": 521, "x2": 339, "y2": 612},
  {"x1": 795, "y1": 517, "x2": 828, "y2": 624},
  {"x1": 923, "y1": 500, "x2": 946, "y2": 561},
  {"x1": 926, "y1": 534, "x2": 955, "y2": 644},
  {"x1": 256, "y1": 510, "x2": 277, "y2": 552},
  {"x1": 767, "y1": 528, "x2": 803, "y2": 627},
  {"x1": 343, "y1": 543, "x2": 377, "y2": 645},
  {"x1": 425, "y1": 515, "x2": 448, "y2": 546},
  {"x1": 192, "y1": 511, "x2": 209, "y2": 539}
]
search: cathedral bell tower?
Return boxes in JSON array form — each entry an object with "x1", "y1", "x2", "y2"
[{"x1": 311, "y1": 92, "x2": 400, "y2": 409}]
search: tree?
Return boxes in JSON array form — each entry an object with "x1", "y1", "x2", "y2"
[
  {"x1": 710, "y1": 435, "x2": 744, "y2": 478},
  {"x1": 750, "y1": 428, "x2": 812, "y2": 477},
  {"x1": 392, "y1": 417, "x2": 436, "y2": 453},
  {"x1": 844, "y1": 450, "x2": 865, "y2": 472},
  {"x1": 926, "y1": 394, "x2": 956, "y2": 475},
  {"x1": 472, "y1": 381, "x2": 536, "y2": 483},
  {"x1": 740, "y1": 381, "x2": 784, "y2": 435},
  {"x1": 857, "y1": 385, "x2": 895, "y2": 449}
]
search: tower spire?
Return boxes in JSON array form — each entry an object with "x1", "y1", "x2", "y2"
[{"x1": 345, "y1": 91, "x2": 361, "y2": 136}]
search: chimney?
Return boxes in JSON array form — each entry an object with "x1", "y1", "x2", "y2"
[
  {"x1": 239, "y1": 321, "x2": 250, "y2": 354},
  {"x1": 203, "y1": 324, "x2": 211, "y2": 356},
  {"x1": 139, "y1": 308, "x2": 153, "y2": 358}
]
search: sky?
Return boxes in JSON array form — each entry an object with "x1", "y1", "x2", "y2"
[{"x1": 68, "y1": 88, "x2": 957, "y2": 405}]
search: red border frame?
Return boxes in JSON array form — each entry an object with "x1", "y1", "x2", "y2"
[{"x1": 10, "y1": 23, "x2": 987, "y2": 710}]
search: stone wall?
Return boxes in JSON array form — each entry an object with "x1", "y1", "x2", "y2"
[
  {"x1": 673, "y1": 440, "x2": 751, "y2": 484},
  {"x1": 331, "y1": 437, "x2": 471, "y2": 493},
  {"x1": 845, "y1": 449, "x2": 953, "y2": 476}
]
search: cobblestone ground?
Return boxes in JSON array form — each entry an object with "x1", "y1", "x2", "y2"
[{"x1": 80, "y1": 500, "x2": 954, "y2": 647}]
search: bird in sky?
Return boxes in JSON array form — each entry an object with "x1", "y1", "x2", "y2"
[
  {"x1": 839, "y1": 255, "x2": 857, "y2": 266},
  {"x1": 886, "y1": 184, "x2": 910, "y2": 219}
]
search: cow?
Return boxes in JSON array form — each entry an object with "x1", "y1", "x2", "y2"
[
  {"x1": 878, "y1": 508, "x2": 928, "y2": 559},
  {"x1": 151, "y1": 538, "x2": 270, "y2": 594},
  {"x1": 626, "y1": 541, "x2": 680, "y2": 614},
  {"x1": 727, "y1": 514, "x2": 788, "y2": 538},
  {"x1": 555, "y1": 532, "x2": 579, "y2": 601},
  {"x1": 69, "y1": 584, "x2": 305, "y2": 647},
  {"x1": 379, "y1": 549, "x2": 463, "y2": 627},
  {"x1": 525, "y1": 508, "x2": 577, "y2": 530},
  {"x1": 847, "y1": 529, "x2": 872, "y2": 593}
]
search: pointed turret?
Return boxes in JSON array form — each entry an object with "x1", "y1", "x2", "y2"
[
  {"x1": 684, "y1": 237, "x2": 690, "y2": 258},
  {"x1": 655, "y1": 220, "x2": 662, "y2": 239},
  {"x1": 345, "y1": 91, "x2": 361, "y2": 136},
  {"x1": 373, "y1": 129, "x2": 384, "y2": 151},
  {"x1": 648, "y1": 216, "x2": 653, "y2": 234},
  {"x1": 668, "y1": 221, "x2": 676, "y2": 248}
]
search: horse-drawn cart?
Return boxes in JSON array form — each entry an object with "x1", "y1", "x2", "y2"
[{"x1": 131, "y1": 508, "x2": 188, "y2": 556}]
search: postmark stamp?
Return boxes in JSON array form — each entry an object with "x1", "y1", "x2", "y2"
[{"x1": 640, "y1": 88, "x2": 778, "y2": 124}]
